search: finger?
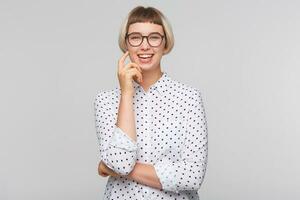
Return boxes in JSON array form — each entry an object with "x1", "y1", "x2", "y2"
[
  {"x1": 102, "y1": 163, "x2": 117, "y2": 175},
  {"x1": 111, "y1": 172, "x2": 119, "y2": 177},
  {"x1": 107, "y1": 170, "x2": 119, "y2": 177},
  {"x1": 124, "y1": 64, "x2": 143, "y2": 83},
  {"x1": 98, "y1": 167, "x2": 104, "y2": 175},
  {"x1": 127, "y1": 68, "x2": 143, "y2": 83},
  {"x1": 98, "y1": 162, "x2": 107, "y2": 175},
  {"x1": 103, "y1": 166, "x2": 118, "y2": 177},
  {"x1": 100, "y1": 169, "x2": 110, "y2": 177},
  {"x1": 100, "y1": 171, "x2": 109, "y2": 177},
  {"x1": 127, "y1": 67, "x2": 142, "y2": 79},
  {"x1": 118, "y1": 51, "x2": 129, "y2": 71},
  {"x1": 124, "y1": 62, "x2": 142, "y2": 73},
  {"x1": 127, "y1": 70, "x2": 139, "y2": 83},
  {"x1": 131, "y1": 62, "x2": 142, "y2": 73}
]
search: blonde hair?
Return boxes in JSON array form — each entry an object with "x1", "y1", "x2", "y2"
[{"x1": 118, "y1": 6, "x2": 174, "y2": 55}]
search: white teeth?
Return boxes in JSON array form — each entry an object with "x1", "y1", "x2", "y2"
[{"x1": 138, "y1": 54, "x2": 153, "y2": 58}]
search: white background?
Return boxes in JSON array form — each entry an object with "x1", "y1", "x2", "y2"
[{"x1": 1, "y1": 0, "x2": 299, "y2": 199}]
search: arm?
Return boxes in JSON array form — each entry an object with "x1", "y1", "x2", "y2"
[
  {"x1": 116, "y1": 91, "x2": 137, "y2": 142},
  {"x1": 125, "y1": 162, "x2": 162, "y2": 190},
  {"x1": 94, "y1": 92, "x2": 138, "y2": 176},
  {"x1": 153, "y1": 89, "x2": 208, "y2": 193},
  {"x1": 122, "y1": 90, "x2": 208, "y2": 193}
]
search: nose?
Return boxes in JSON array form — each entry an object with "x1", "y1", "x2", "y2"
[{"x1": 140, "y1": 37, "x2": 150, "y2": 50}]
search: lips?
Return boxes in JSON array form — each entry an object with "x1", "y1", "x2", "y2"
[
  {"x1": 137, "y1": 53, "x2": 154, "y2": 64},
  {"x1": 137, "y1": 54, "x2": 154, "y2": 59}
]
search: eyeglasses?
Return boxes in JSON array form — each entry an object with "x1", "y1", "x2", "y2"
[{"x1": 125, "y1": 32, "x2": 165, "y2": 47}]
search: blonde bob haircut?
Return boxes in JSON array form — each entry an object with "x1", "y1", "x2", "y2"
[{"x1": 118, "y1": 6, "x2": 174, "y2": 55}]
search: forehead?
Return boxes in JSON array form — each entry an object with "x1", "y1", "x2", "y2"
[{"x1": 128, "y1": 22, "x2": 164, "y2": 34}]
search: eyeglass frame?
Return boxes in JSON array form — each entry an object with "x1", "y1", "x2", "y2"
[{"x1": 125, "y1": 32, "x2": 165, "y2": 47}]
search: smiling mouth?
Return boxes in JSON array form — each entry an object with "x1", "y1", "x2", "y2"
[{"x1": 137, "y1": 54, "x2": 154, "y2": 59}]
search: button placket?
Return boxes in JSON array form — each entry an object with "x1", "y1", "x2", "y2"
[
  {"x1": 143, "y1": 88, "x2": 153, "y2": 153},
  {"x1": 143, "y1": 90, "x2": 153, "y2": 198}
]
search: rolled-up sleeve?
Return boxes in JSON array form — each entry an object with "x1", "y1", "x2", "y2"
[
  {"x1": 153, "y1": 89, "x2": 208, "y2": 193},
  {"x1": 94, "y1": 92, "x2": 138, "y2": 176}
]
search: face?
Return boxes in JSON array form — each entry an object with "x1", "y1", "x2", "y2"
[{"x1": 126, "y1": 22, "x2": 167, "y2": 71}]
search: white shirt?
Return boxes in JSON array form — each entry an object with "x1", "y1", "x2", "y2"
[{"x1": 93, "y1": 71, "x2": 208, "y2": 200}]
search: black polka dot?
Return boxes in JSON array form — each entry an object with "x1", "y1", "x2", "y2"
[{"x1": 93, "y1": 71, "x2": 208, "y2": 199}]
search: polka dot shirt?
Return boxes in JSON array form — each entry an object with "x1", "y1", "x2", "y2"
[{"x1": 93, "y1": 71, "x2": 208, "y2": 200}]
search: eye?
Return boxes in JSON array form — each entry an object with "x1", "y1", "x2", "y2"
[
  {"x1": 129, "y1": 34, "x2": 142, "y2": 41},
  {"x1": 149, "y1": 33, "x2": 162, "y2": 40},
  {"x1": 150, "y1": 36, "x2": 160, "y2": 40},
  {"x1": 131, "y1": 36, "x2": 140, "y2": 40}
]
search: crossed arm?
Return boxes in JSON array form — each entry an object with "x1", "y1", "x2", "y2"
[
  {"x1": 94, "y1": 92, "x2": 163, "y2": 190},
  {"x1": 98, "y1": 160, "x2": 162, "y2": 190},
  {"x1": 94, "y1": 89, "x2": 208, "y2": 193}
]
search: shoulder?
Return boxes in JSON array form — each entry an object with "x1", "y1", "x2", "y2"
[
  {"x1": 168, "y1": 79, "x2": 206, "y2": 118},
  {"x1": 168, "y1": 77, "x2": 203, "y2": 101}
]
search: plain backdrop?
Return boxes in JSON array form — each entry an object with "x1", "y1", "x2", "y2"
[{"x1": 1, "y1": 0, "x2": 299, "y2": 199}]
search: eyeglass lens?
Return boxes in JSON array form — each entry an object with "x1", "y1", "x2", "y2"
[{"x1": 127, "y1": 33, "x2": 163, "y2": 47}]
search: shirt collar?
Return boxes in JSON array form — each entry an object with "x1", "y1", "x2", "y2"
[{"x1": 133, "y1": 71, "x2": 171, "y2": 96}]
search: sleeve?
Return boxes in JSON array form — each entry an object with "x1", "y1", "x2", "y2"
[
  {"x1": 153, "y1": 89, "x2": 208, "y2": 193},
  {"x1": 93, "y1": 92, "x2": 138, "y2": 176}
]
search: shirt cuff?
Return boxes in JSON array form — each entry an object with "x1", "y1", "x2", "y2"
[
  {"x1": 153, "y1": 159, "x2": 179, "y2": 194},
  {"x1": 108, "y1": 126, "x2": 138, "y2": 151}
]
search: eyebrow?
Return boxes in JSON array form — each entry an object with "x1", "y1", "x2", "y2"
[{"x1": 127, "y1": 31, "x2": 163, "y2": 35}]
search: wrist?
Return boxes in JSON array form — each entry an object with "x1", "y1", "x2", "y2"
[
  {"x1": 126, "y1": 164, "x2": 138, "y2": 180},
  {"x1": 121, "y1": 92, "x2": 134, "y2": 98}
]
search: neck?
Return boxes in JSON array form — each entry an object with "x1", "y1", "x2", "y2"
[{"x1": 140, "y1": 68, "x2": 163, "y2": 93}]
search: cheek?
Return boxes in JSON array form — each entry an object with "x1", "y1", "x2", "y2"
[
  {"x1": 155, "y1": 44, "x2": 165, "y2": 55},
  {"x1": 154, "y1": 49, "x2": 164, "y2": 59},
  {"x1": 127, "y1": 48, "x2": 138, "y2": 60}
]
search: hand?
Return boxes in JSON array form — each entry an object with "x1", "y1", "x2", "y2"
[
  {"x1": 117, "y1": 51, "x2": 143, "y2": 95},
  {"x1": 98, "y1": 160, "x2": 120, "y2": 178}
]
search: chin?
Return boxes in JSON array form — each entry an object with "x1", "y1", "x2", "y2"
[
  {"x1": 139, "y1": 63, "x2": 152, "y2": 69},
  {"x1": 141, "y1": 64, "x2": 160, "y2": 72}
]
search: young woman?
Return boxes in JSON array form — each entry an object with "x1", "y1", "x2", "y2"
[{"x1": 94, "y1": 6, "x2": 208, "y2": 200}]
